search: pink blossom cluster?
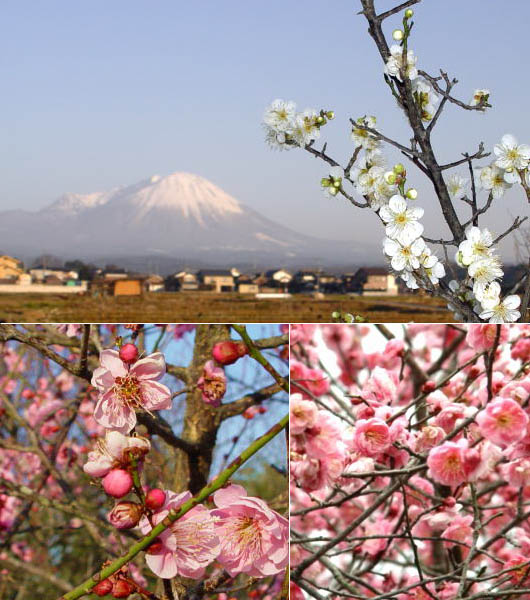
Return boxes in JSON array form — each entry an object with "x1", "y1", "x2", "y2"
[{"x1": 290, "y1": 323, "x2": 530, "y2": 600}]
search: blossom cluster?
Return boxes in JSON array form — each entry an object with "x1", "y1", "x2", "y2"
[
  {"x1": 290, "y1": 323, "x2": 530, "y2": 599},
  {"x1": 454, "y1": 225, "x2": 521, "y2": 323}
]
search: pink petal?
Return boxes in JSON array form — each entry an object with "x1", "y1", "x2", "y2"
[
  {"x1": 105, "y1": 431, "x2": 130, "y2": 459},
  {"x1": 213, "y1": 484, "x2": 247, "y2": 507},
  {"x1": 140, "y1": 381, "x2": 172, "y2": 411},
  {"x1": 94, "y1": 391, "x2": 136, "y2": 434},
  {"x1": 91, "y1": 365, "x2": 116, "y2": 392},
  {"x1": 132, "y1": 352, "x2": 166, "y2": 381},
  {"x1": 145, "y1": 551, "x2": 179, "y2": 579},
  {"x1": 99, "y1": 350, "x2": 128, "y2": 378}
]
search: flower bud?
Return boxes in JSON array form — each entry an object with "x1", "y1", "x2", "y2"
[
  {"x1": 393, "y1": 163, "x2": 405, "y2": 175},
  {"x1": 392, "y1": 29, "x2": 404, "y2": 41},
  {"x1": 108, "y1": 501, "x2": 143, "y2": 529},
  {"x1": 102, "y1": 469, "x2": 133, "y2": 498},
  {"x1": 145, "y1": 488, "x2": 166, "y2": 510},
  {"x1": 384, "y1": 171, "x2": 396, "y2": 185},
  {"x1": 421, "y1": 381, "x2": 436, "y2": 394},
  {"x1": 112, "y1": 579, "x2": 135, "y2": 598},
  {"x1": 321, "y1": 177, "x2": 331, "y2": 187},
  {"x1": 326, "y1": 110, "x2": 335, "y2": 120},
  {"x1": 406, "y1": 188, "x2": 418, "y2": 200},
  {"x1": 333, "y1": 180, "x2": 341, "y2": 188},
  {"x1": 146, "y1": 538, "x2": 165, "y2": 555},
  {"x1": 212, "y1": 341, "x2": 248, "y2": 365},
  {"x1": 119, "y1": 343, "x2": 139, "y2": 364},
  {"x1": 328, "y1": 187, "x2": 339, "y2": 196},
  {"x1": 94, "y1": 579, "x2": 113, "y2": 596},
  {"x1": 404, "y1": 8, "x2": 414, "y2": 18},
  {"x1": 316, "y1": 115, "x2": 326, "y2": 125}
]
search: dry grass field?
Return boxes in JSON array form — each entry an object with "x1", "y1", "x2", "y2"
[{"x1": 0, "y1": 292, "x2": 452, "y2": 323}]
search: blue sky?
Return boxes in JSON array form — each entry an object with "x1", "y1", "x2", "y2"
[{"x1": 1, "y1": 0, "x2": 528, "y2": 259}]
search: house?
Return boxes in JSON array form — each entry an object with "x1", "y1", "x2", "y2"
[
  {"x1": 264, "y1": 269, "x2": 293, "y2": 288},
  {"x1": 0, "y1": 256, "x2": 24, "y2": 280},
  {"x1": 29, "y1": 266, "x2": 79, "y2": 282},
  {"x1": 113, "y1": 279, "x2": 146, "y2": 296},
  {"x1": 90, "y1": 277, "x2": 147, "y2": 296},
  {"x1": 197, "y1": 269, "x2": 235, "y2": 292},
  {"x1": 103, "y1": 271, "x2": 128, "y2": 281},
  {"x1": 145, "y1": 274, "x2": 165, "y2": 293},
  {"x1": 168, "y1": 270, "x2": 199, "y2": 291},
  {"x1": 291, "y1": 270, "x2": 320, "y2": 293},
  {"x1": 348, "y1": 267, "x2": 399, "y2": 296}
]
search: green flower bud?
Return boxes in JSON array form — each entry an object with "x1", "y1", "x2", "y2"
[
  {"x1": 326, "y1": 110, "x2": 335, "y2": 120},
  {"x1": 392, "y1": 29, "x2": 404, "y2": 41},
  {"x1": 393, "y1": 163, "x2": 406, "y2": 175},
  {"x1": 316, "y1": 115, "x2": 326, "y2": 125},
  {"x1": 404, "y1": 8, "x2": 414, "y2": 18},
  {"x1": 329, "y1": 187, "x2": 339, "y2": 196},
  {"x1": 321, "y1": 178, "x2": 331, "y2": 187},
  {"x1": 406, "y1": 188, "x2": 418, "y2": 200},
  {"x1": 333, "y1": 179, "x2": 342, "y2": 188},
  {"x1": 384, "y1": 171, "x2": 396, "y2": 185}
]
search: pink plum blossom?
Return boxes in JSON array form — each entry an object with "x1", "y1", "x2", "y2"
[
  {"x1": 83, "y1": 430, "x2": 150, "y2": 478},
  {"x1": 211, "y1": 484, "x2": 288, "y2": 577},
  {"x1": 139, "y1": 490, "x2": 219, "y2": 579},
  {"x1": 476, "y1": 397, "x2": 529, "y2": 447},
  {"x1": 56, "y1": 324, "x2": 83, "y2": 337},
  {"x1": 91, "y1": 350, "x2": 172, "y2": 433},
  {"x1": 427, "y1": 440, "x2": 479, "y2": 487},
  {"x1": 353, "y1": 418, "x2": 392, "y2": 457},
  {"x1": 197, "y1": 360, "x2": 226, "y2": 407},
  {"x1": 290, "y1": 393, "x2": 318, "y2": 435},
  {"x1": 466, "y1": 324, "x2": 508, "y2": 352}
]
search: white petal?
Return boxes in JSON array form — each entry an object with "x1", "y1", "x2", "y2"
[{"x1": 389, "y1": 195, "x2": 407, "y2": 213}]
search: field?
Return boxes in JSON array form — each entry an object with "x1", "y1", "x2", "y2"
[{"x1": 0, "y1": 292, "x2": 453, "y2": 323}]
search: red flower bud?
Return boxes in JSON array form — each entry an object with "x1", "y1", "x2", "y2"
[
  {"x1": 146, "y1": 538, "x2": 164, "y2": 555},
  {"x1": 108, "y1": 501, "x2": 143, "y2": 529},
  {"x1": 212, "y1": 341, "x2": 248, "y2": 365},
  {"x1": 145, "y1": 488, "x2": 166, "y2": 510},
  {"x1": 119, "y1": 343, "x2": 139, "y2": 364},
  {"x1": 93, "y1": 578, "x2": 113, "y2": 596},
  {"x1": 102, "y1": 469, "x2": 133, "y2": 498},
  {"x1": 421, "y1": 381, "x2": 436, "y2": 394},
  {"x1": 112, "y1": 579, "x2": 135, "y2": 598}
]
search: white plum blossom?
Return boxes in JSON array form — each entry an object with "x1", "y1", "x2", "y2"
[
  {"x1": 412, "y1": 78, "x2": 439, "y2": 121},
  {"x1": 291, "y1": 109, "x2": 321, "y2": 147},
  {"x1": 458, "y1": 226, "x2": 494, "y2": 267},
  {"x1": 355, "y1": 165, "x2": 385, "y2": 196},
  {"x1": 479, "y1": 282, "x2": 521, "y2": 323},
  {"x1": 371, "y1": 176, "x2": 396, "y2": 208},
  {"x1": 494, "y1": 134, "x2": 530, "y2": 182},
  {"x1": 446, "y1": 173, "x2": 468, "y2": 200},
  {"x1": 470, "y1": 89, "x2": 490, "y2": 108},
  {"x1": 379, "y1": 195, "x2": 424, "y2": 244},
  {"x1": 264, "y1": 127, "x2": 289, "y2": 151},
  {"x1": 263, "y1": 99, "x2": 296, "y2": 132},
  {"x1": 383, "y1": 237, "x2": 425, "y2": 271},
  {"x1": 351, "y1": 116, "x2": 380, "y2": 151},
  {"x1": 468, "y1": 256, "x2": 504, "y2": 300},
  {"x1": 480, "y1": 163, "x2": 512, "y2": 199},
  {"x1": 400, "y1": 270, "x2": 419, "y2": 289},
  {"x1": 420, "y1": 249, "x2": 446, "y2": 285},
  {"x1": 384, "y1": 44, "x2": 418, "y2": 81}
]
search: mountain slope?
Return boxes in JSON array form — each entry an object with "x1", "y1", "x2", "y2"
[{"x1": 0, "y1": 172, "x2": 369, "y2": 269}]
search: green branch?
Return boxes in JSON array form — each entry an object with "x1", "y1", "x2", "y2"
[
  {"x1": 57, "y1": 413, "x2": 288, "y2": 600},
  {"x1": 231, "y1": 324, "x2": 289, "y2": 393}
]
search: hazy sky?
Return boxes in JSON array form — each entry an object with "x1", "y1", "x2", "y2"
[{"x1": 1, "y1": 0, "x2": 529, "y2": 260}]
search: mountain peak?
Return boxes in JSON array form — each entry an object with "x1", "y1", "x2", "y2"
[{"x1": 110, "y1": 171, "x2": 243, "y2": 224}]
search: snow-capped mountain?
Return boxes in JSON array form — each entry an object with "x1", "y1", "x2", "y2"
[{"x1": 0, "y1": 172, "x2": 367, "y2": 269}]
